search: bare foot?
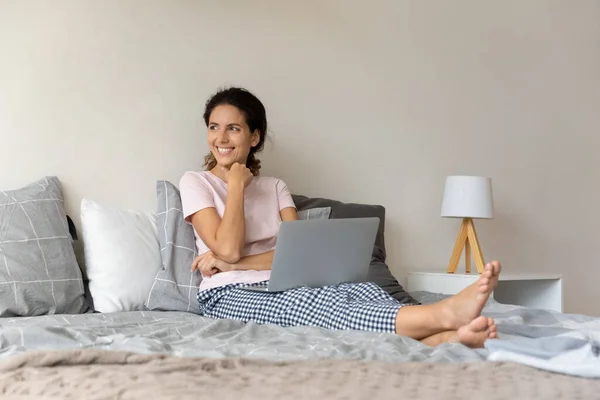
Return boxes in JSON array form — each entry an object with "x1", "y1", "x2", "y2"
[
  {"x1": 440, "y1": 261, "x2": 502, "y2": 330},
  {"x1": 453, "y1": 316, "x2": 497, "y2": 348}
]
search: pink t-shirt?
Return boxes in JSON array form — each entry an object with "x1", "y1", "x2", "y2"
[{"x1": 179, "y1": 170, "x2": 296, "y2": 291}]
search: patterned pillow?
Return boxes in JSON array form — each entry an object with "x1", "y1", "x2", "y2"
[
  {"x1": 0, "y1": 177, "x2": 89, "y2": 316},
  {"x1": 144, "y1": 181, "x2": 331, "y2": 313},
  {"x1": 144, "y1": 181, "x2": 200, "y2": 313},
  {"x1": 297, "y1": 207, "x2": 331, "y2": 220}
]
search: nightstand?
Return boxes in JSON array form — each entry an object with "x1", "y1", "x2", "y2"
[{"x1": 406, "y1": 271, "x2": 563, "y2": 312}]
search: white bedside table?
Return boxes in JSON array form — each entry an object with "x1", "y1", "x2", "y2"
[{"x1": 406, "y1": 271, "x2": 563, "y2": 312}]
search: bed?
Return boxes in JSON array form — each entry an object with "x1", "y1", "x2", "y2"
[
  {"x1": 1, "y1": 177, "x2": 599, "y2": 399},
  {"x1": 1, "y1": 292, "x2": 600, "y2": 399}
]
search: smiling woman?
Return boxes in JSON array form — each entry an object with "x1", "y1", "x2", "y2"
[
  {"x1": 180, "y1": 87, "x2": 298, "y2": 288},
  {"x1": 179, "y1": 86, "x2": 503, "y2": 349}
]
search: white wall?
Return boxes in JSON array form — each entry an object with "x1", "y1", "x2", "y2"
[{"x1": 1, "y1": 0, "x2": 598, "y2": 315}]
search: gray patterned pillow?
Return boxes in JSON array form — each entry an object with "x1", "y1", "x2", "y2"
[
  {"x1": 297, "y1": 207, "x2": 331, "y2": 220},
  {"x1": 144, "y1": 180, "x2": 331, "y2": 313},
  {"x1": 0, "y1": 177, "x2": 88, "y2": 316},
  {"x1": 144, "y1": 181, "x2": 200, "y2": 313}
]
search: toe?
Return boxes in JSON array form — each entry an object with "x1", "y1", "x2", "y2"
[
  {"x1": 491, "y1": 260, "x2": 502, "y2": 276},
  {"x1": 471, "y1": 316, "x2": 488, "y2": 331}
]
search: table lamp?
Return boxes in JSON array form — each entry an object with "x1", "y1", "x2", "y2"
[{"x1": 441, "y1": 175, "x2": 494, "y2": 274}]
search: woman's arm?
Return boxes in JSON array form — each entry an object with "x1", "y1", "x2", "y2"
[
  {"x1": 229, "y1": 250, "x2": 274, "y2": 271},
  {"x1": 190, "y1": 180, "x2": 244, "y2": 263},
  {"x1": 188, "y1": 164, "x2": 252, "y2": 263},
  {"x1": 227, "y1": 206, "x2": 299, "y2": 271}
]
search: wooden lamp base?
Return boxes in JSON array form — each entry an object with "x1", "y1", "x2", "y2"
[{"x1": 447, "y1": 218, "x2": 485, "y2": 274}]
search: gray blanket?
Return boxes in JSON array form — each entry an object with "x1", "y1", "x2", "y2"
[{"x1": 1, "y1": 292, "x2": 599, "y2": 367}]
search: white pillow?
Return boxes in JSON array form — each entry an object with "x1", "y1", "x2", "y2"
[{"x1": 81, "y1": 198, "x2": 161, "y2": 313}]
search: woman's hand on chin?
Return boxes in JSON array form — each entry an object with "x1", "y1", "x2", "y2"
[
  {"x1": 191, "y1": 251, "x2": 232, "y2": 277},
  {"x1": 222, "y1": 163, "x2": 253, "y2": 187}
]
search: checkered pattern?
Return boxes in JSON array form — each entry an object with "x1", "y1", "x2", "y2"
[
  {"x1": 0, "y1": 176, "x2": 87, "y2": 317},
  {"x1": 197, "y1": 281, "x2": 403, "y2": 333}
]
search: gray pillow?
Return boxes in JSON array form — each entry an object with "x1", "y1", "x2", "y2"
[
  {"x1": 144, "y1": 180, "x2": 200, "y2": 313},
  {"x1": 0, "y1": 177, "x2": 88, "y2": 316},
  {"x1": 297, "y1": 206, "x2": 331, "y2": 220},
  {"x1": 144, "y1": 181, "x2": 331, "y2": 313}
]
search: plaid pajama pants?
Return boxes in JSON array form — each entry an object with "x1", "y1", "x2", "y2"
[{"x1": 196, "y1": 281, "x2": 404, "y2": 333}]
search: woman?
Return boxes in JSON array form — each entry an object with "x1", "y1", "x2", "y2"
[{"x1": 180, "y1": 86, "x2": 501, "y2": 348}]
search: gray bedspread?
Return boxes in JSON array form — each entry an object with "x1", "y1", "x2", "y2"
[{"x1": 0, "y1": 292, "x2": 599, "y2": 365}]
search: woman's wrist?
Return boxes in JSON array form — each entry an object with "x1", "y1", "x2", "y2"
[{"x1": 227, "y1": 178, "x2": 245, "y2": 192}]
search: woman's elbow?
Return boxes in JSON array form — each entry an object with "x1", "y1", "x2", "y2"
[{"x1": 217, "y1": 249, "x2": 241, "y2": 264}]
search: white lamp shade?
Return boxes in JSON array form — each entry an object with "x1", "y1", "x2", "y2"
[{"x1": 441, "y1": 176, "x2": 494, "y2": 219}]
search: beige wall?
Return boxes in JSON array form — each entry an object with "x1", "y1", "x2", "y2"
[{"x1": 1, "y1": 0, "x2": 598, "y2": 315}]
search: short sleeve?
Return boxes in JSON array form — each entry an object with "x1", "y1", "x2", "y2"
[
  {"x1": 179, "y1": 172, "x2": 216, "y2": 223},
  {"x1": 276, "y1": 179, "x2": 296, "y2": 211}
]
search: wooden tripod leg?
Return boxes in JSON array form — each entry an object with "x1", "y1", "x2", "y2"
[
  {"x1": 466, "y1": 219, "x2": 486, "y2": 274},
  {"x1": 447, "y1": 219, "x2": 469, "y2": 274},
  {"x1": 465, "y1": 237, "x2": 471, "y2": 274}
]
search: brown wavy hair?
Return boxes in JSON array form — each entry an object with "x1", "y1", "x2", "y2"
[{"x1": 202, "y1": 87, "x2": 267, "y2": 176}]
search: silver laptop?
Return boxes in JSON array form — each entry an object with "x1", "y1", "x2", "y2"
[{"x1": 240, "y1": 217, "x2": 379, "y2": 292}]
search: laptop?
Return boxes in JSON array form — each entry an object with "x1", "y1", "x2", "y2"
[{"x1": 240, "y1": 217, "x2": 379, "y2": 292}]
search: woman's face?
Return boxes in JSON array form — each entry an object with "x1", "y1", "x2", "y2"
[{"x1": 207, "y1": 104, "x2": 259, "y2": 170}]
